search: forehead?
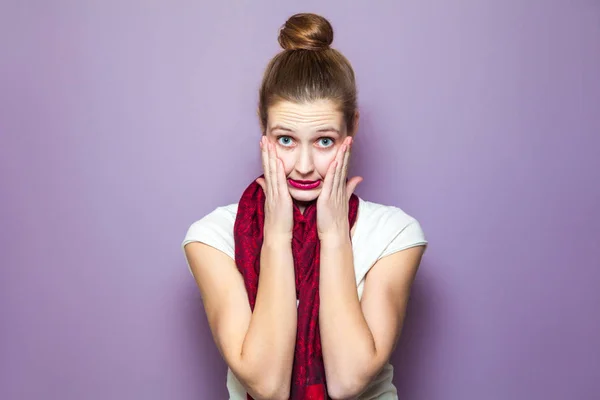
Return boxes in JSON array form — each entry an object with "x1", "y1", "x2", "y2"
[{"x1": 268, "y1": 99, "x2": 344, "y2": 131}]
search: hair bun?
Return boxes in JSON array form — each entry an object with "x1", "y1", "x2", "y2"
[{"x1": 278, "y1": 13, "x2": 334, "y2": 51}]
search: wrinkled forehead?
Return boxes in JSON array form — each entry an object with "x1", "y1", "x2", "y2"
[{"x1": 267, "y1": 99, "x2": 346, "y2": 135}]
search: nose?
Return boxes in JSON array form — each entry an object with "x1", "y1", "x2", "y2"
[{"x1": 294, "y1": 148, "x2": 315, "y2": 176}]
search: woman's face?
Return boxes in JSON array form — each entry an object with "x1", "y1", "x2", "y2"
[{"x1": 265, "y1": 99, "x2": 351, "y2": 204}]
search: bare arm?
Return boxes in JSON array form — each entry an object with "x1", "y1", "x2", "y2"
[
  {"x1": 319, "y1": 236, "x2": 425, "y2": 399},
  {"x1": 184, "y1": 238, "x2": 297, "y2": 400}
]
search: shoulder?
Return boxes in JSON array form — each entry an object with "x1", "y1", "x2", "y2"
[
  {"x1": 188, "y1": 203, "x2": 238, "y2": 229},
  {"x1": 357, "y1": 197, "x2": 425, "y2": 236},
  {"x1": 181, "y1": 203, "x2": 239, "y2": 260},
  {"x1": 356, "y1": 197, "x2": 427, "y2": 258},
  {"x1": 358, "y1": 198, "x2": 420, "y2": 228}
]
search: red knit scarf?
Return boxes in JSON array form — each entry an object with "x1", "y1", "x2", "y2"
[{"x1": 233, "y1": 177, "x2": 359, "y2": 400}]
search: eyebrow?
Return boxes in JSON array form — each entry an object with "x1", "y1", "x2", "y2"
[
  {"x1": 270, "y1": 125, "x2": 340, "y2": 135},
  {"x1": 317, "y1": 127, "x2": 340, "y2": 134},
  {"x1": 271, "y1": 125, "x2": 293, "y2": 132}
]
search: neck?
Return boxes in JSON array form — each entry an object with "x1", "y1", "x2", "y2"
[{"x1": 294, "y1": 199, "x2": 314, "y2": 214}]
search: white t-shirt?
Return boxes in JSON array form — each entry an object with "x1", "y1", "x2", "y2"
[{"x1": 181, "y1": 197, "x2": 428, "y2": 400}]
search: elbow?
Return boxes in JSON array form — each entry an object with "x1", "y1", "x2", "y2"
[
  {"x1": 247, "y1": 377, "x2": 290, "y2": 400},
  {"x1": 326, "y1": 377, "x2": 369, "y2": 400},
  {"x1": 326, "y1": 363, "x2": 378, "y2": 400},
  {"x1": 251, "y1": 387, "x2": 290, "y2": 400},
  {"x1": 260, "y1": 386, "x2": 290, "y2": 400}
]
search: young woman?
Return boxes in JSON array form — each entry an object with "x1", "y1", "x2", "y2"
[{"x1": 182, "y1": 13, "x2": 427, "y2": 400}]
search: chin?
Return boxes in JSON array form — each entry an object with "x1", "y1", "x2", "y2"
[{"x1": 289, "y1": 187, "x2": 321, "y2": 203}]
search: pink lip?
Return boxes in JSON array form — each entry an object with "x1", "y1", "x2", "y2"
[{"x1": 288, "y1": 179, "x2": 321, "y2": 190}]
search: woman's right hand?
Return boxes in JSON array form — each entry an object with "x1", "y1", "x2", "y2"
[{"x1": 255, "y1": 136, "x2": 294, "y2": 243}]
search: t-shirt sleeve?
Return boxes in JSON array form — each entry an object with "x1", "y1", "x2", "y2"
[
  {"x1": 379, "y1": 216, "x2": 428, "y2": 260},
  {"x1": 181, "y1": 207, "x2": 236, "y2": 262}
]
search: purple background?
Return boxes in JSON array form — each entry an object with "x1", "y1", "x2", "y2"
[{"x1": 1, "y1": 1, "x2": 599, "y2": 399}]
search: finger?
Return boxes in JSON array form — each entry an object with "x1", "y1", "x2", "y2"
[
  {"x1": 256, "y1": 177, "x2": 266, "y2": 193},
  {"x1": 339, "y1": 139, "x2": 352, "y2": 192},
  {"x1": 321, "y1": 159, "x2": 337, "y2": 199},
  {"x1": 346, "y1": 176, "x2": 363, "y2": 198},
  {"x1": 268, "y1": 141, "x2": 278, "y2": 198},
  {"x1": 276, "y1": 158, "x2": 288, "y2": 198},
  {"x1": 272, "y1": 144, "x2": 287, "y2": 197},
  {"x1": 331, "y1": 141, "x2": 347, "y2": 194},
  {"x1": 260, "y1": 137, "x2": 272, "y2": 198}
]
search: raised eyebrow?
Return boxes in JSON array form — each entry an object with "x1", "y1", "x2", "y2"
[
  {"x1": 316, "y1": 127, "x2": 341, "y2": 135},
  {"x1": 270, "y1": 125, "x2": 294, "y2": 132}
]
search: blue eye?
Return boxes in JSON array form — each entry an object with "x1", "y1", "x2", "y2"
[
  {"x1": 277, "y1": 136, "x2": 293, "y2": 146},
  {"x1": 319, "y1": 138, "x2": 334, "y2": 148}
]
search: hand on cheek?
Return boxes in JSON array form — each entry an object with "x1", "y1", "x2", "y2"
[
  {"x1": 255, "y1": 136, "x2": 294, "y2": 241},
  {"x1": 316, "y1": 137, "x2": 363, "y2": 240}
]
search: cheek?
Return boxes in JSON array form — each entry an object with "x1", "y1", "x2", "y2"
[
  {"x1": 314, "y1": 153, "x2": 336, "y2": 177},
  {"x1": 278, "y1": 154, "x2": 294, "y2": 175}
]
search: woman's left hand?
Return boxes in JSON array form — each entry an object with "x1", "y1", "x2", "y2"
[{"x1": 317, "y1": 136, "x2": 363, "y2": 242}]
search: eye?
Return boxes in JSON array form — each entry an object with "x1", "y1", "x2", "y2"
[
  {"x1": 277, "y1": 136, "x2": 294, "y2": 147},
  {"x1": 318, "y1": 137, "x2": 335, "y2": 148}
]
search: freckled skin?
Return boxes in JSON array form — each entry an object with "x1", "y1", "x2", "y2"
[{"x1": 265, "y1": 99, "x2": 351, "y2": 206}]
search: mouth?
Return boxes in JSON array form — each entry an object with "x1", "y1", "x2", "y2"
[{"x1": 288, "y1": 179, "x2": 321, "y2": 190}]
